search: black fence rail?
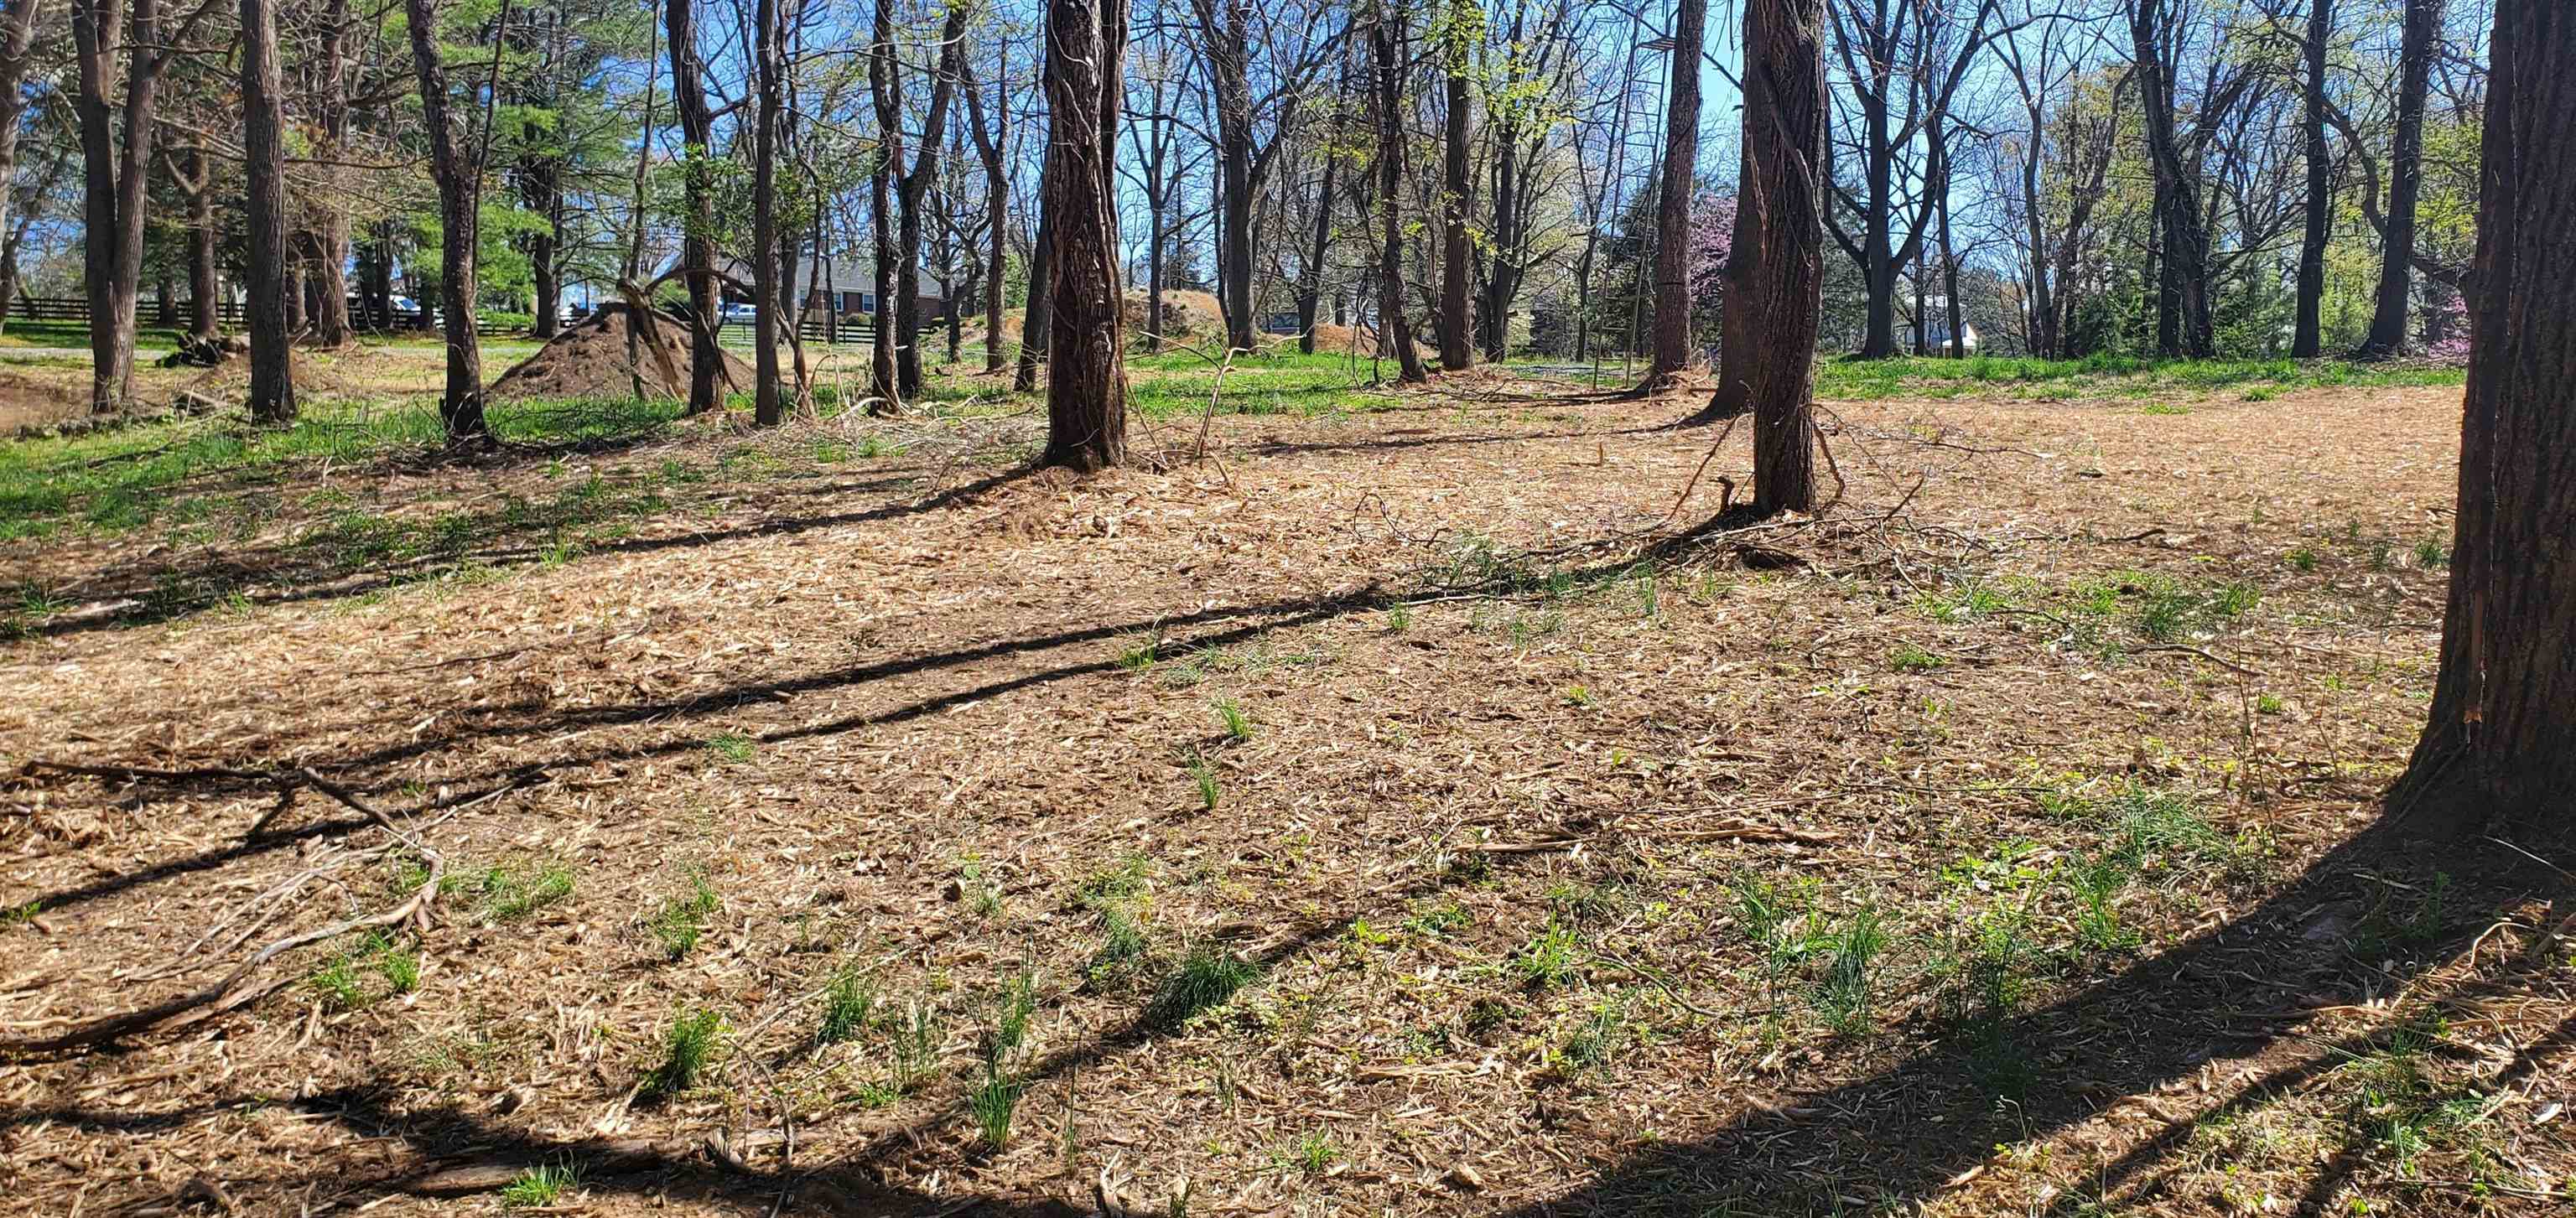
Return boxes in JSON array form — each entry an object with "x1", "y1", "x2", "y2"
[
  {"x1": 714, "y1": 314, "x2": 941, "y2": 348},
  {"x1": 12, "y1": 295, "x2": 522, "y2": 336}
]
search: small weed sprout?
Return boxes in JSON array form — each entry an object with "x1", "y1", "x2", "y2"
[
  {"x1": 1214, "y1": 697, "x2": 1254, "y2": 742},
  {"x1": 2414, "y1": 538, "x2": 2449, "y2": 568},
  {"x1": 704, "y1": 733, "x2": 756, "y2": 764},
  {"x1": 1889, "y1": 643, "x2": 1947, "y2": 673},
  {"x1": 479, "y1": 860, "x2": 576, "y2": 923},
  {"x1": 891, "y1": 1001, "x2": 943, "y2": 1091},
  {"x1": 1148, "y1": 945, "x2": 1259, "y2": 1029},
  {"x1": 1383, "y1": 601, "x2": 1412, "y2": 633},
  {"x1": 500, "y1": 1158, "x2": 582, "y2": 1208},
  {"x1": 643, "y1": 1008, "x2": 725, "y2": 1097},
  {"x1": 969, "y1": 1063, "x2": 1026, "y2": 1149},
  {"x1": 1116, "y1": 635, "x2": 1160, "y2": 671},
  {"x1": 2064, "y1": 851, "x2": 2137, "y2": 951},
  {"x1": 308, "y1": 956, "x2": 366, "y2": 1012},
  {"x1": 818, "y1": 967, "x2": 878, "y2": 1045},
  {"x1": 650, "y1": 869, "x2": 721, "y2": 960},
  {"x1": 1185, "y1": 749, "x2": 1220, "y2": 811},
  {"x1": 1809, "y1": 907, "x2": 1888, "y2": 1034},
  {"x1": 1281, "y1": 1128, "x2": 1341, "y2": 1175},
  {"x1": 1512, "y1": 920, "x2": 1581, "y2": 988}
]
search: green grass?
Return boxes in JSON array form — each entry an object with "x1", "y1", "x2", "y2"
[
  {"x1": 477, "y1": 860, "x2": 576, "y2": 923},
  {"x1": 1117, "y1": 350, "x2": 1388, "y2": 421},
  {"x1": 642, "y1": 1008, "x2": 725, "y2": 1097},
  {"x1": 1147, "y1": 944, "x2": 1259, "y2": 1029},
  {"x1": 818, "y1": 967, "x2": 879, "y2": 1044},
  {"x1": 1814, "y1": 354, "x2": 2464, "y2": 402},
  {"x1": 0, "y1": 395, "x2": 681, "y2": 543},
  {"x1": 500, "y1": 1158, "x2": 582, "y2": 1208},
  {"x1": 649, "y1": 869, "x2": 721, "y2": 960}
]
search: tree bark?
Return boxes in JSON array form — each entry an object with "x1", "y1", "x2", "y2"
[
  {"x1": 2388, "y1": 0, "x2": 2576, "y2": 832},
  {"x1": 2130, "y1": 0, "x2": 2216, "y2": 358},
  {"x1": 2358, "y1": 0, "x2": 2441, "y2": 358},
  {"x1": 0, "y1": 0, "x2": 39, "y2": 339},
  {"x1": 1015, "y1": 157, "x2": 1054, "y2": 393},
  {"x1": 404, "y1": 0, "x2": 487, "y2": 441},
  {"x1": 1735, "y1": 0, "x2": 1824, "y2": 513},
  {"x1": 1643, "y1": 0, "x2": 1705, "y2": 385},
  {"x1": 71, "y1": 0, "x2": 162, "y2": 412},
  {"x1": 1200, "y1": 0, "x2": 1258, "y2": 352},
  {"x1": 1041, "y1": 0, "x2": 1128, "y2": 471},
  {"x1": 1436, "y1": 0, "x2": 1476, "y2": 371},
  {"x1": 891, "y1": 0, "x2": 973, "y2": 397},
  {"x1": 963, "y1": 49, "x2": 1012, "y2": 376},
  {"x1": 184, "y1": 146, "x2": 218, "y2": 342},
  {"x1": 240, "y1": 0, "x2": 296, "y2": 422},
  {"x1": 750, "y1": 0, "x2": 790, "y2": 426},
  {"x1": 1368, "y1": 5, "x2": 1426, "y2": 383},
  {"x1": 2292, "y1": 0, "x2": 2331, "y2": 358},
  {"x1": 665, "y1": 0, "x2": 721, "y2": 413}
]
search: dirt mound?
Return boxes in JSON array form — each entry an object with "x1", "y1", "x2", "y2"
[
  {"x1": 1309, "y1": 321, "x2": 1434, "y2": 362},
  {"x1": 487, "y1": 303, "x2": 750, "y2": 402},
  {"x1": 1122, "y1": 288, "x2": 1222, "y2": 340}
]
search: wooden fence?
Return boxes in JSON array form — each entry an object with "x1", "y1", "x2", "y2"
[{"x1": 11, "y1": 296, "x2": 941, "y2": 347}]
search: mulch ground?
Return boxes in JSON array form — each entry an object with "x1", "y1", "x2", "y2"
[{"x1": 2, "y1": 369, "x2": 2568, "y2": 1217}]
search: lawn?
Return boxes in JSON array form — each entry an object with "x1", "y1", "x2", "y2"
[{"x1": 0, "y1": 356, "x2": 2564, "y2": 1217}]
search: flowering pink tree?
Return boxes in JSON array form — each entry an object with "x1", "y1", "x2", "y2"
[{"x1": 1688, "y1": 192, "x2": 1737, "y2": 353}]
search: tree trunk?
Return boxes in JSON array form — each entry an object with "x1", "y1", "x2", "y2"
[
  {"x1": 1369, "y1": 4, "x2": 1426, "y2": 384},
  {"x1": 1641, "y1": 0, "x2": 1706, "y2": 384},
  {"x1": 750, "y1": 0, "x2": 784, "y2": 426},
  {"x1": 1297, "y1": 102, "x2": 1339, "y2": 355},
  {"x1": 2292, "y1": 0, "x2": 2331, "y2": 358},
  {"x1": 186, "y1": 147, "x2": 218, "y2": 341},
  {"x1": 1732, "y1": 0, "x2": 1823, "y2": 513},
  {"x1": 1015, "y1": 152, "x2": 1055, "y2": 393},
  {"x1": 963, "y1": 49, "x2": 1011, "y2": 376},
  {"x1": 2131, "y1": 0, "x2": 2215, "y2": 358},
  {"x1": 0, "y1": 0, "x2": 39, "y2": 340},
  {"x1": 405, "y1": 0, "x2": 486, "y2": 441},
  {"x1": 663, "y1": 0, "x2": 720, "y2": 413},
  {"x1": 71, "y1": 0, "x2": 160, "y2": 413},
  {"x1": 2359, "y1": 0, "x2": 2441, "y2": 358},
  {"x1": 2388, "y1": 0, "x2": 2576, "y2": 831},
  {"x1": 1202, "y1": 0, "x2": 1257, "y2": 352},
  {"x1": 1041, "y1": 0, "x2": 1128, "y2": 471},
  {"x1": 240, "y1": 0, "x2": 295, "y2": 422},
  {"x1": 1436, "y1": 0, "x2": 1476, "y2": 371}
]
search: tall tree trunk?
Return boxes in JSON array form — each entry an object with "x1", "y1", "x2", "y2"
[
  {"x1": 1642, "y1": 0, "x2": 1706, "y2": 385},
  {"x1": 891, "y1": 3, "x2": 970, "y2": 398},
  {"x1": 2387, "y1": 0, "x2": 2576, "y2": 831},
  {"x1": 2131, "y1": 0, "x2": 2215, "y2": 357},
  {"x1": 71, "y1": 0, "x2": 161, "y2": 412},
  {"x1": 240, "y1": 0, "x2": 295, "y2": 422},
  {"x1": 2358, "y1": 0, "x2": 2441, "y2": 358},
  {"x1": 1369, "y1": 4, "x2": 1426, "y2": 383},
  {"x1": 1041, "y1": 0, "x2": 1128, "y2": 470},
  {"x1": 665, "y1": 0, "x2": 720, "y2": 413},
  {"x1": 2292, "y1": 0, "x2": 2332, "y2": 358},
  {"x1": 1201, "y1": 0, "x2": 1258, "y2": 352},
  {"x1": 1015, "y1": 154, "x2": 1055, "y2": 393},
  {"x1": 0, "y1": 0, "x2": 39, "y2": 339},
  {"x1": 1735, "y1": 0, "x2": 1823, "y2": 512},
  {"x1": 1298, "y1": 149, "x2": 1336, "y2": 355},
  {"x1": 405, "y1": 0, "x2": 486, "y2": 441},
  {"x1": 186, "y1": 147, "x2": 218, "y2": 341},
  {"x1": 963, "y1": 49, "x2": 1011, "y2": 376},
  {"x1": 750, "y1": 0, "x2": 784, "y2": 426},
  {"x1": 1436, "y1": 0, "x2": 1476, "y2": 371},
  {"x1": 868, "y1": 0, "x2": 901, "y2": 406}
]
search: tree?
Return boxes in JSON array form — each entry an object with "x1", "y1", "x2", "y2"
[
  {"x1": 240, "y1": 0, "x2": 294, "y2": 422},
  {"x1": 1368, "y1": 1, "x2": 1426, "y2": 383},
  {"x1": 0, "y1": 0, "x2": 49, "y2": 335},
  {"x1": 2386, "y1": 0, "x2": 2576, "y2": 830},
  {"x1": 2358, "y1": 0, "x2": 2443, "y2": 357},
  {"x1": 962, "y1": 44, "x2": 1013, "y2": 376},
  {"x1": 664, "y1": 0, "x2": 724, "y2": 414},
  {"x1": 2292, "y1": 0, "x2": 2332, "y2": 358},
  {"x1": 886, "y1": 0, "x2": 974, "y2": 399},
  {"x1": 404, "y1": 0, "x2": 488, "y2": 441},
  {"x1": 750, "y1": 0, "x2": 787, "y2": 425},
  {"x1": 1041, "y1": 0, "x2": 1129, "y2": 470},
  {"x1": 2127, "y1": 0, "x2": 2251, "y2": 359},
  {"x1": 1732, "y1": 0, "x2": 1825, "y2": 515},
  {"x1": 1188, "y1": 0, "x2": 1335, "y2": 352},
  {"x1": 1642, "y1": 0, "x2": 1706, "y2": 386},
  {"x1": 1435, "y1": 0, "x2": 1477, "y2": 371},
  {"x1": 70, "y1": 0, "x2": 205, "y2": 411}
]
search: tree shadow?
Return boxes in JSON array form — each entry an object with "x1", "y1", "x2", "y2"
[
  {"x1": 19, "y1": 464, "x2": 1033, "y2": 641},
  {"x1": 1482, "y1": 819, "x2": 2572, "y2": 1215}
]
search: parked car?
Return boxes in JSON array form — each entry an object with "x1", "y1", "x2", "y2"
[{"x1": 719, "y1": 301, "x2": 759, "y2": 325}]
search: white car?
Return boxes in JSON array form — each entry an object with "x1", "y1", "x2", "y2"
[{"x1": 720, "y1": 302, "x2": 759, "y2": 325}]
